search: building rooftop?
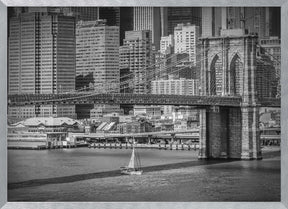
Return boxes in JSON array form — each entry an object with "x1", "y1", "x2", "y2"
[{"x1": 12, "y1": 117, "x2": 81, "y2": 127}]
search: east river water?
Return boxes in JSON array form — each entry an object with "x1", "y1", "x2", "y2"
[{"x1": 8, "y1": 147, "x2": 280, "y2": 201}]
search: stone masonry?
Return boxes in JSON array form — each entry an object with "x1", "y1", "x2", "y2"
[{"x1": 199, "y1": 34, "x2": 262, "y2": 160}]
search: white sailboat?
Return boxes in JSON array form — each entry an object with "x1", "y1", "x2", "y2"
[{"x1": 120, "y1": 140, "x2": 143, "y2": 175}]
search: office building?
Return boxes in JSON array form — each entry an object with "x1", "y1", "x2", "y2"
[
  {"x1": 133, "y1": 7, "x2": 161, "y2": 49},
  {"x1": 174, "y1": 23, "x2": 200, "y2": 65},
  {"x1": 259, "y1": 37, "x2": 281, "y2": 97},
  {"x1": 151, "y1": 77, "x2": 199, "y2": 115},
  {"x1": 164, "y1": 7, "x2": 201, "y2": 36},
  {"x1": 256, "y1": 55, "x2": 277, "y2": 98},
  {"x1": 225, "y1": 7, "x2": 269, "y2": 38},
  {"x1": 99, "y1": 7, "x2": 134, "y2": 45},
  {"x1": 201, "y1": 7, "x2": 223, "y2": 37},
  {"x1": 9, "y1": 12, "x2": 76, "y2": 94},
  {"x1": 119, "y1": 7, "x2": 134, "y2": 45},
  {"x1": 160, "y1": 34, "x2": 174, "y2": 55},
  {"x1": 90, "y1": 104, "x2": 121, "y2": 122},
  {"x1": 76, "y1": 20, "x2": 120, "y2": 93},
  {"x1": 120, "y1": 30, "x2": 153, "y2": 94},
  {"x1": 8, "y1": 12, "x2": 76, "y2": 121},
  {"x1": 151, "y1": 77, "x2": 199, "y2": 96}
]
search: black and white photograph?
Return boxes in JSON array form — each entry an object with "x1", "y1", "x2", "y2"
[{"x1": 5, "y1": 5, "x2": 281, "y2": 202}]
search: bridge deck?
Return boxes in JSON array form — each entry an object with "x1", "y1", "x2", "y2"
[{"x1": 8, "y1": 93, "x2": 280, "y2": 107}]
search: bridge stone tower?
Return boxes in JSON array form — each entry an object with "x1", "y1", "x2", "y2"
[{"x1": 198, "y1": 34, "x2": 261, "y2": 160}]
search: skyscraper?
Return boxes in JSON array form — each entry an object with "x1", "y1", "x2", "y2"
[
  {"x1": 99, "y1": 7, "x2": 120, "y2": 26},
  {"x1": 160, "y1": 34, "x2": 174, "y2": 55},
  {"x1": 67, "y1": 7, "x2": 99, "y2": 21},
  {"x1": 133, "y1": 7, "x2": 161, "y2": 50},
  {"x1": 226, "y1": 7, "x2": 270, "y2": 38},
  {"x1": 99, "y1": 7, "x2": 134, "y2": 46},
  {"x1": 164, "y1": 7, "x2": 202, "y2": 36},
  {"x1": 120, "y1": 30, "x2": 153, "y2": 94},
  {"x1": 76, "y1": 20, "x2": 120, "y2": 93},
  {"x1": 8, "y1": 12, "x2": 77, "y2": 120},
  {"x1": 201, "y1": 7, "x2": 223, "y2": 37},
  {"x1": 119, "y1": 7, "x2": 134, "y2": 45},
  {"x1": 8, "y1": 12, "x2": 76, "y2": 95},
  {"x1": 259, "y1": 37, "x2": 281, "y2": 97},
  {"x1": 174, "y1": 23, "x2": 200, "y2": 65}
]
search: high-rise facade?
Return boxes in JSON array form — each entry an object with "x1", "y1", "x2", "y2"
[
  {"x1": 133, "y1": 7, "x2": 161, "y2": 50},
  {"x1": 160, "y1": 34, "x2": 174, "y2": 55},
  {"x1": 259, "y1": 37, "x2": 281, "y2": 97},
  {"x1": 164, "y1": 7, "x2": 201, "y2": 36},
  {"x1": 151, "y1": 78, "x2": 199, "y2": 96},
  {"x1": 120, "y1": 30, "x2": 153, "y2": 94},
  {"x1": 256, "y1": 55, "x2": 277, "y2": 98},
  {"x1": 8, "y1": 12, "x2": 76, "y2": 94},
  {"x1": 201, "y1": 7, "x2": 280, "y2": 38},
  {"x1": 174, "y1": 23, "x2": 200, "y2": 65},
  {"x1": 151, "y1": 77, "x2": 199, "y2": 115},
  {"x1": 99, "y1": 7, "x2": 134, "y2": 46},
  {"x1": 201, "y1": 7, "x2": 223, "y2": 37},
  {"x1": 8, "y1": 12, "x2": 77, "y2": 121},
  {"x1": 76, "y1": 20, "x2": 120, "y2": 93},
  {"x1": 66, "y1": 7, "x2": 99, "y2": 21},
  {"x1": 99, "y1": 7, "x2": 120, "y2": 26},
  {"x1": 225, "y1": 7, "x2": 270, "y2": 38},
  {"x1": 119, "y1": 8, "x2": 134, "y2": 45}
]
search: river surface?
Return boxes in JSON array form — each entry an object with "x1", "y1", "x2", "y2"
[{"x1": 8, "y1": 147, "x2": 280, "y2": 201}]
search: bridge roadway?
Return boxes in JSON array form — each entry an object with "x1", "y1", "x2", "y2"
[
  {"x1": 8, "y1": 93, "x2": 281, "y2": 107},
  {"x1": 68, "y1": 129, "x2": 199, "y2": 140}
]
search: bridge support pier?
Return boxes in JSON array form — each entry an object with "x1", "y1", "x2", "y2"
[
  {"x1": 198, "y1": 106, "x2": 262, "y2": 160},
  {"x1": 241, "y1": 106, "x2": 262, "y2": 160},
  {"x1": 199, "y1": 107, "x2": 229, "y2": 159},
  {"x1": 198, "y1": 109, "x2": 208, "y2": 159}
]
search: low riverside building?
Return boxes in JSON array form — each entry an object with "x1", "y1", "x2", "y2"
[
  {"x1": 133, "y1": 106, "x2": 162, "y2": 118},
  {"x1": 10, "y1": 117, "x2": 83, "y2": 133},
  {"x1": 116, "y1": 120, "x2": 154, "y2": 134},
  {"x1": 90, "y1": 105, "x2": 122, "y2": 122},
  {"x1": 8, "y1": 117, "x2": 83, "y2": 149}
]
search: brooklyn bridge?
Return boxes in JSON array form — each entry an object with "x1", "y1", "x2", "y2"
[{"x1": 8, "y1": 34, "x2": 281, "y2": 160}]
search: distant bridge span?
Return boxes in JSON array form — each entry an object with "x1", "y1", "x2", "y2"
[
  {"x1": 8, "y1": 93, "x2": 280, "y2": 107},
  {"x1": 69, "y1": 129, "x2": 199, "y2": 139}
]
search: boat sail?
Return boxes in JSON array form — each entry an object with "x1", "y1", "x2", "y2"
[{"x1": 120, "y1": 139, "x2": 143, "y2": 175}]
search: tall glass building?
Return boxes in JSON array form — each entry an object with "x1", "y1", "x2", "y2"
[
  {"x1": 8, "y1": 12, "x2": 77, "y2": 120},
  {"x1": 76, "y1": 20, "x2": 120, "y2": 93}
]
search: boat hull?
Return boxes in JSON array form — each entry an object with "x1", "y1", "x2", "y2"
[{"x1": 120, "y1": 167, "x2": 143, "y2": 175}]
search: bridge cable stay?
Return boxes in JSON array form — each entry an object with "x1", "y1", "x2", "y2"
[
  {"x1": 64, "y1": 41, "x2": 242, "y2": 94},
  {"x1": 10, "y1": 41, "x2": 255, "y2": 105},
  {"x1": 11, "y1": 42, "x2": 225, "y2": 103},
  {"x1": 255, "y1": 59, "x2": 280, "y2": 99},
  {"x1": 10, "y1": 42, "x2": 248, "y2": 105},
  {"x1": 8, "y1": 46, "x2": 203, "y2": 104},
  {"x1": 119, "y1": 42, "x2": 247, "y2": 94},
  {"x1": 63, "y1": 42, "x2": 205, "y2": 94},
  {"x1": 256, "y1": 44, "x2": 281, "y2": 99}
]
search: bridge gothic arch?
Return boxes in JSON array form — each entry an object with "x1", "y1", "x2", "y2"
[
  {"x1": 209, "y1": 54, "x2": 219, "y2": 96},
  {"x1": 229, "y1": 53, "x2": 244, "y2": 96}
]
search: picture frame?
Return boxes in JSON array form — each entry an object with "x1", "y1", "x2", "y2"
[{"x1": 0, "y1": 0, "x2": 287, "y2": 208}]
